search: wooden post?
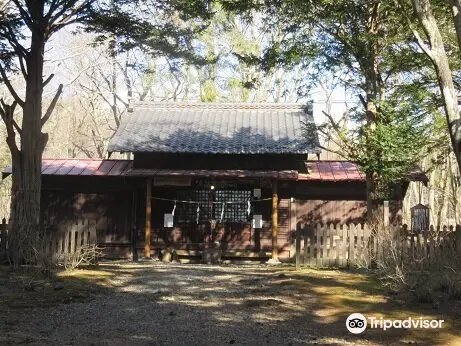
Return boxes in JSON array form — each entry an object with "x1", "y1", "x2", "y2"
[
  {"x1": 131, "y1": 189, "x2": 138, "y2": 261},
  {"x1": 304, "y1": 227, "x2": 309, "y2": 265},
  {"x1": 455, "y1": 225, "x2": 461, "y2": 252},
  {"x1": 271, "y1": 180, "x2": 279, "y2": 261},
  {"x1": 290, "y1": 198, "x2": 297, "y2": 260},
  {"x1": 383, "y1": 200, "x2": 389, "y2": 227},
  {"x1": 144, "y1": 178, "x2": 152, "y2": 258}
]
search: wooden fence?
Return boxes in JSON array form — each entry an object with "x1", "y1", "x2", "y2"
[
  {"x1": 295, "y1": 223, "x2": 461, "y2": 269},
  {"x1": 43, "y1": 219, "x2": 97, "y2": 263},
  {"x1": 0, "y1": 219, "x2": 97, "y2": 264}
]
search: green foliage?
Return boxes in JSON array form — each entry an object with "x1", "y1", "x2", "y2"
[
  {"x1": 226, "y1": 0, "x2": 447, "y2": 201},
  {"x1": 353, "y1": 120, "x2": 426, "y2": 200},
  {"x1": 201, "y1": 79, "x2": 218, "y2": 102}
]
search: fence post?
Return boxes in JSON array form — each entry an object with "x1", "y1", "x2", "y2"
[
  {"x1": 383, "y1": 201, "x2": 389, "y2": 227},
  {"x1": 303, "y1": 226, "x2": 309, "y2": 266},
  {"x1": 295, "y1": 227, "x2": 301, "y2": 270},
  {"x1": 456, "y1": 225, "x2": 461, "y2": 252},
  {"x1": 341, "y1": 225, "x2": 347, "y2": 267},
  {"x1": 347, "y1": 224, "x2": 351, "y2": 268},
  {"x1": 315, "y1": 223, "x2": 321, "y2": 267}
]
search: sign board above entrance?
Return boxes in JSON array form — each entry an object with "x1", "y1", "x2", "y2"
[{"x1": 154, "y1": 177, "x2": 191, "y2": 186}]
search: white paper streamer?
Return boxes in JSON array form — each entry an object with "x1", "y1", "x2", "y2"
[
  {"x1": 172, "y1": 200, "x2": 176, "y2": 216},
  {"x1": 219, "y1": 202, "x2": 225, "y2": 223}
]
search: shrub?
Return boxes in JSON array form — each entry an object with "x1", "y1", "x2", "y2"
[{"x1": 352, "y1": 218, "x2": 461, "y2": 301}]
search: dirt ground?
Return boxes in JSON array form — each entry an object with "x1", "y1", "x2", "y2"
[{"x1": 0, "y1": 262, "x2": 460, "y2": 345}]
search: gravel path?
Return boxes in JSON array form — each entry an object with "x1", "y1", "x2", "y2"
[{"x1": 0, "y1": 263, "x2": 439, "y2": 345}]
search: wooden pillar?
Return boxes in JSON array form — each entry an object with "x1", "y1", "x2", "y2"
[
  {"x1": 272, "y1": 180, "x2": 278, "y2": 260},
  {"x1": 290, "y1": 198, "x2": 297, "y2": 259},
  {"x1": 131, "y1": 188, "x2": 138, "y2": 261},
  {"x1": 144, "y1": 178, "x2": 152, "y2": 258}
]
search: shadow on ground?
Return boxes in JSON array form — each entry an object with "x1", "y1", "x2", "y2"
[{"x1": 0, "y1": 263, "x2": 460, "y2": 345}]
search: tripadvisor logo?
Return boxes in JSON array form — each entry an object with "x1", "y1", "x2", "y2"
[
  {"x1": 346, "y1": 313, "x2": 445, "y2": 334},
  {"x1": 346, "y1": 313, "x2": 367, "y2": 334}
]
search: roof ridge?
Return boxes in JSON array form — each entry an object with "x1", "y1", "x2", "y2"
[
  {"x1": 132, "y1": 102, "x2": 311, "y2": 110},
  {"x1": 42, "y1": 158, "x2": 130, "y2": 162}
]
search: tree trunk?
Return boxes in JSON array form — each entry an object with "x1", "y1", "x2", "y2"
[
  {"x1": 8, "y1": 30, "x2": 46, "y2": 265},
  {"x1": 365, "y1": 93, "x2": 379, "y2": 221},
  {"x1": 364, "y1": 1, "x2": 381, "y2": 221},
  {"x1": 411, "y1": 0, "x2": 461, "y2": 174},
  {"x1": 451, "y1": 0, "x2": 461, "y2": 52}
]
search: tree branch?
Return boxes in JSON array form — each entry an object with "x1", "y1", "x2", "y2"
[
  {"x1": 3, "y1": 22, "x2": 28, "y2": 57},
  {"x1": 396, "y1": 0, "x2": 434, "y2": 58},
  {"x1": 17, "y1": 54, "x2": 28, "y2": 79},
  {"x1": 0, "y1": 99, "x2": 20, "y2": 154},
  {"x1": 43, "y1": 73, "x2": 54, "y2": 87},
  {"x1": 10, "y1": 0, "x2": 33, "y2": 29},
  {"x1": 41, "y1": 84, "x2": 63, "y2": 127},
  {"x1": 0, "y1": 64, "x2": 25, "y2": 107},
  {"x1": 2, "y1": 98, "x2": 23, "y2": 135},
  {"x1": 47, "y1": 0, "x2": 93, "y2": 36},
  {"x1": 71, "y1": 141, "x2": 94, "y2": 158},
  {"x1": 44, "y1": 0, "x2": 64, "y2": 21}
]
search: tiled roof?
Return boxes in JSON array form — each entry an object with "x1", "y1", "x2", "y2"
[
  {"x1": 2, "y1": 159, "x2": 427, "y2": 183},
  {"x1": 107, "y1": 102, "x2": 320, "y2": 154}
]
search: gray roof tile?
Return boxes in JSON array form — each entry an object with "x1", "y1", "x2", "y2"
[{"x1": 108, "y1": 102, "x2": 320, "y2": 154}]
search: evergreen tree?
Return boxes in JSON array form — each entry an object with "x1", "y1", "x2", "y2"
[
  {"x1": 0, "y1": 0, "x2": 211, "y2": 265},
  {"x1": 224, "y1": 0, "x2": 434, "y2": 219}
]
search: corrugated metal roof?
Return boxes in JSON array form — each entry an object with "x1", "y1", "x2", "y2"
[
  {"x1": 299, "y1": 161, "x2": 365, "y2": 181},
  {"x1": 107, "y1": 102, "x2": 320, "y2": 154},
  {"x1": 2, "y1": 159, "x2": 427, "y2": 182},
  {"x1": 2, "y1": 159, "x2": 134, "y2": 178}
]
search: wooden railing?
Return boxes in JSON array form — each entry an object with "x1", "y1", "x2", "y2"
[{"x1": 295, "y1": 223, "x2": 461, "y2": 269}]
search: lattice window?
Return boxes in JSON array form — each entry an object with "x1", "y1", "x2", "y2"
[
  {"x1": 173, "y1": 190, "x2": 211, "y2": 223},
  {"x1": 214, "y1": 190, "x2": 252, "y2": 222},
  {"x1": 172, "y1": 189, "x2": 252, "y2": 223}
]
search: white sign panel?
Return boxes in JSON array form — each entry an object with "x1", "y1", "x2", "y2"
[
  {"x1": 252, "y1": 215, "x2": 262, "y2": 229},
  {"x1": 164, "y1": 213, "x2": 174, "y2": 228}
]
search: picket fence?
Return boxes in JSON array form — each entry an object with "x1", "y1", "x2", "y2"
[
  {"x1": 0, "y1": 219, "x2": 97, "y2": 263},
  {"x1": 43, "y1": 219, "x2": 97, "y2": 262},
  {"x1": 295, "y1": 223, "x2": 461, "y2": 269}
]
